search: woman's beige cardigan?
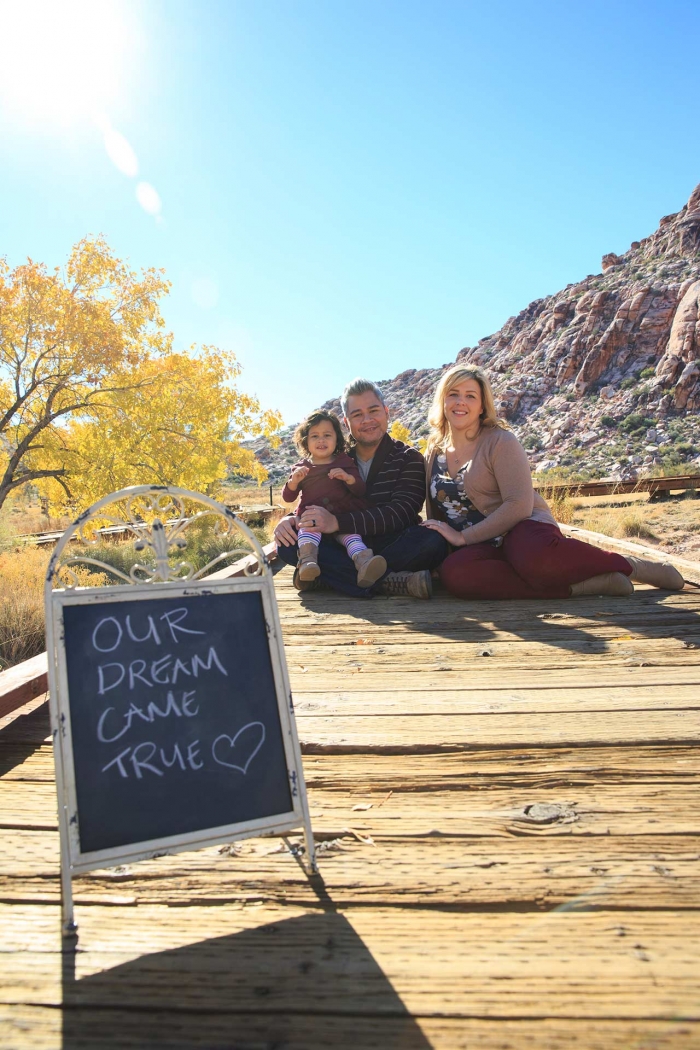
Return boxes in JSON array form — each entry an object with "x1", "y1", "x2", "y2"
[{"x1": 424, "y1": 426, "x2": 557, "y2": 546}]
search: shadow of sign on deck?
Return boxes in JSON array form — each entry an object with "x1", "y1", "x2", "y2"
[{"x1": 60, "y1": 905, "x2": 434, "y2": 1049}]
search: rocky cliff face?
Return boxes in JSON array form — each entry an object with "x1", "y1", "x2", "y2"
[{"x1": 249, "y1": 183, "x2": 700, "y2": 484}]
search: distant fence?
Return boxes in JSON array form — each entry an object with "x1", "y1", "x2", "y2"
[
  {"x1": 19, "y1": 505, "x2": 280, "y2": 548},
  {"x1": 534, "y1": 473, "x2": 700, "y2": 500}
]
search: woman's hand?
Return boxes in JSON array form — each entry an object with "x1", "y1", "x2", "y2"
[
  {"x1": 328, "y1": 467, "x2": 354, "y2": 484},
  {"x1": 421, "y1": 519, "x2": 467, "y2": 547},
  {"x1": 287, "y1": 465, "x2": 310, "y2": 490}
]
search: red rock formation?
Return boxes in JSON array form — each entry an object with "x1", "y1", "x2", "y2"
[{"x1": 249, "y1": 183, "x2": 700, "y2": 483}]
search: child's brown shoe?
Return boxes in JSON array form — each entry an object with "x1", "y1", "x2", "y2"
[
  {"x1": 353, "y1": 548, "x2": 387, "y2": 588},
  {"x1": 298, "y1": 542, "x2": 321, "y2": 582}
]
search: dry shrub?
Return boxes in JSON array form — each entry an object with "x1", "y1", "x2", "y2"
[
  {"x1": 539, "y1": 486, "x2": 578, "y2": 525},
  {"x1": 617, "y1": 510, "x2": 658, "y2": 541},
  {"x1": 576, "y1": 509, "x2": 658, "y2": 543},
  {"x1": 0, "y1": 546, "x2": 107, "y2": 670},
  {"x1": 0, "y1": 546, "x2": 50, "y2": 669}
]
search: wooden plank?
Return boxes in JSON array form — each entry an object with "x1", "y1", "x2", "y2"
[
  {"x1": 282, "y1": 638, "x2": 700, "y2": 668},
  {"x1": 4, "y1": 738, "x2": 699, "y2": 786},
  {"x1": 291, "y1": 711, "x2": 700, "y2": 752},
  {"x1": 3, "y1": 777, "x2": 699, "y2": 837},
  {"x1": 274, "y1": 580, "x2": 700, "y2": 607},
  {"x1": 533, "y1": 471, "x2": 700, "y2": 497},
  {"x1": 0, "y1": 655, "x2": 48, "y2": 721},
  {"x1": 293, "y1": 683, "x2": 700, "y2": 714},
  {"x1": 1, "y1": 1006, "x2": 697, "y2": 1050},
  {"x1": 279, "y1": 619, "x2": 700, "y2": 644},
  {"x1": 0, "y1": 906, "x2": 698, "y2": 1019},
  {"x1": 1, "y1": 831, "x2": 699, "y2": 910},
  {"x1": 288, "y1": 666, "x2": 700, "y2": 692},
  {"x1": 1, "y1": 705, "x2": 697, "y2": 758},
  {"x1": 534, "y1": 472, "x2": 700, "y2": 497}
]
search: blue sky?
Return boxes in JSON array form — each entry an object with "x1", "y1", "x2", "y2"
[{"x1": 1, "y1": 0, "x2": 699, "y2": 425}]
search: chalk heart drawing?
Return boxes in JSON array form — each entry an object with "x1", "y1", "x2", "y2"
[{"x1": 212, "y1": 722, "x2": 266, "y2": 774}]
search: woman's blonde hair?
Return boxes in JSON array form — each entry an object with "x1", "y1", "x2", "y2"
[{"x1": 426, "y1": 364, "x2": 507, "y2": 453}]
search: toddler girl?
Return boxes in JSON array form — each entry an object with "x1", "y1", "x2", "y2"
[{"x1": 281, "y1": 410, "x2": 387, "y2": 588}]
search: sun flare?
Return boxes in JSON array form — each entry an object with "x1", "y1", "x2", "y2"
[{"x1": 0, "y1": 0, "x2": 130, "y2": 125}]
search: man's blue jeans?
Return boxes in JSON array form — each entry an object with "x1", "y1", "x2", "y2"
[{"x1": 276, "y1": 525, "x2": 449, "y2": 598}]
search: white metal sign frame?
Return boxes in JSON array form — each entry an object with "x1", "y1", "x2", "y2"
[{"x1": 45, "y1": 486, "x2": 316, "y2": 937}]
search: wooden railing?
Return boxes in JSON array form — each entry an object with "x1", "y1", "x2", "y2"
[
  {"x1": 534, "y1": 473, "x2": 700, "y2": 499},
  {"x1": 19, "y1": 506, "x2": 281, "y2": 547}
]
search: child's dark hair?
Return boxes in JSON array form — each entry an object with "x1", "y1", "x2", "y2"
[{"x1": 294, "y1": 410, "x2": 346, "y2": 457}]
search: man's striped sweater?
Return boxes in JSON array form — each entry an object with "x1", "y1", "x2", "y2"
[{"x1": 335, "y1": 434, "x2": 426, "y2": 537}]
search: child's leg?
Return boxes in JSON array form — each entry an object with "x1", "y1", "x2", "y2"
[
  {"x1": 297, "y1": 529, "x2": 322, "y2": 581},
  {"x1": 339, "y1": 533, "x2": 367, "y2": 558},
  {"x1": 339, "y1": 533, "x2": 387, "y2": 588},
  {"x1": 298, "y1": 528, "x2": 322, "y2": 549}
]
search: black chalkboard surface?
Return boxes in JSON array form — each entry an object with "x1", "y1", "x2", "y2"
[{"x1": 61, "y1": 589, "x2": 293, "y2": 854}]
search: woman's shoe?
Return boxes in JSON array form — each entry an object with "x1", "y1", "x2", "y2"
[
  {"x1": 570, "y1": 572, "x2": 634, "y2": 597},
  {"x1": 625, "y1": 556, "x2": 684, "y2": 591},
  {"x1": 297, "y1": 542, "x2": 321, "y2": 582},
  {"x1": 353, "y1": 548, "x2": 387, "y2": 588}
]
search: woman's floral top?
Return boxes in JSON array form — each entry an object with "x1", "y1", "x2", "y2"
[{"x1": 429, "y1": 452, "x2": 503, "y2": 546}]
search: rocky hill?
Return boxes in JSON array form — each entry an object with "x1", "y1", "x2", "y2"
[{"x1": 248, "y1": 182, "x2": 700, "y2": 485}]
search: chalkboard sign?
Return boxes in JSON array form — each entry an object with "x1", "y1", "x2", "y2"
[
  {"x1": 46, "y1": 485, "x2": 315, "y2": 936},
  {"x1": 50, "y1": 577, "x2": 312, "y2": 876}
]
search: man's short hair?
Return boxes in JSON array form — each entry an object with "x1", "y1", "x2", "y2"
[{"x1": 340, "y1": 377, "x2": 386, "y2": 418}]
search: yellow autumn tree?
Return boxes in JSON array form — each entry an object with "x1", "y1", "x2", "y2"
[
  {"x1": 58, "y1": 349, "x2": 278, "y2": 507},
  {"x1": 0, "y1": 238, "x2": 280, "y2": 511},
  {"x1": 389, "y1": 420, "x2": 412, "y2": 444}
]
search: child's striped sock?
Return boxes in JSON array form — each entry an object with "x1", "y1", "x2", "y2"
[
  {"x1": 340, "y1": 533, "x2": 367, "y2": 558},
  {"x1": 298, "y1": 529, "x2": 322, "y2": 547}
]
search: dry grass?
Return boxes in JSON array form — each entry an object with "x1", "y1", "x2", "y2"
[
  {"x1": 220, "y1": 482, "x2": 284, "y2": 510},
  {"x1": 0, "y1": 546, "x2": 49, "y2": 669},
  {"x1": 572, "y1": 507, "x2": 659, "y2": 542},
  {"x1": 0, "y1": 501, "x2": 71, "y2": 538},
  {"x1": 565, "y1": 494, "x2": 700, "y2": 559},
  {"x1": 537, "y1": 485, "x2": 580, "y2": 525},
  {"x1": 0, "y1": 546, "x2": 109, "y2": 669}
]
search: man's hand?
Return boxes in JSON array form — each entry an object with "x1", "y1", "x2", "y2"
[
  {"x1": 274, "y1": 514, "x2": 299, "y2": 547},
  {"x1": 298, "y1": 505, "x2": 339, "y2": 533},
  {"x1": 328, "y1": 467, "x2": 355, "y2": 484},
  {"x1": 287, "y1": 465, "x2": 310, "y2": 490},
  {"x1": 421, "y1": 519, "x2": 467, "y2": 547}
]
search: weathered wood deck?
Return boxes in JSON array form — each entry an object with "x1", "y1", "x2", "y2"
[{"x1": 2, "y1": 563, "x2": 700, "y2": 1048}]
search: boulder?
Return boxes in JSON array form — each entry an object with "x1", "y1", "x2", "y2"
[{"x1": 602, "y1": 253, "x2": 623, "y2": 271}]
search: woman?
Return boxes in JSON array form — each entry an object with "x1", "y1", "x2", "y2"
[{"x1": 421, "y1": 364, "x2": 684, "y2": 599}]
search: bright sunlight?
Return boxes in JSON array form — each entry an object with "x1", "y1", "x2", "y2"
[{"x1": 0, "y1": 0, "x2": 130, "y2": 125}]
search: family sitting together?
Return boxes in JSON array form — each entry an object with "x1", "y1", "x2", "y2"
[{"x1": 274, "y1": 366, "x2": 684, "y2": 600}]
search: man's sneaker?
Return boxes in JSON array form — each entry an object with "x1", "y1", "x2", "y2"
[{"x1": 378, "y1": 570, "x2": 432, "y2": 599}]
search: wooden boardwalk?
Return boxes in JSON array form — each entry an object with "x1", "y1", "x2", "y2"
[{"x1": 2, "y1": 563, "x2": 700, "y2": 1048}]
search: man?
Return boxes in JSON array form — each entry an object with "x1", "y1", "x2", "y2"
[{"x1": 274, "y1": 378, "x2": 448, "y2": 598}]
